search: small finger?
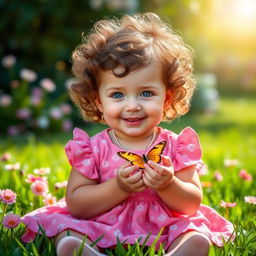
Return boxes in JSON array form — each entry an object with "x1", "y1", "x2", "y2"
[
  {"x1": 143, "y1": 170, "x2": 158, "y2": 185},
  {"x1": 122, "y1": 165, "x2": 138, "y2": 178},
  {"x1": 127, "y1": 170, "x2": 143, "y2": 183},
  {"x1": 135, "y1": 185, "x2": 146, "y2": 192},
  {"x1": 145, "y1": 162, "x2": 162, "y2": 178},
  {"x1": 133, "y1": 179, "x2": 145, "y2": 189},
  {"x1": 148, "y1": 160, "x2": 172, "y2": 176}
]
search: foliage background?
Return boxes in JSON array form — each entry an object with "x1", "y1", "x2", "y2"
[{"x1": 1, "y1": 0, "x2": 256, "y2": 92}]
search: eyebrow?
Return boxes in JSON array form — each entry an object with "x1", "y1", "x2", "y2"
[
  {"x1": 106, "y1": 85, "x2": 159, "y2": 91},
  {"x1": 105, "y1": 87, "x2": 124, "y2": 92}
]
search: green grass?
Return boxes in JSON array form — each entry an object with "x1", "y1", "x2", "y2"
[{"x1": 0, "y1": 95, "x2": 256, "y2": 255}]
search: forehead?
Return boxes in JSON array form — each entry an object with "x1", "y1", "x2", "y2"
[{"x1": 99, "y1": 61, "x2": 164, "y2": 88}]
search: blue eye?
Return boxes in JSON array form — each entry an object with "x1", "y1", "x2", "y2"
[
  {"x1": 141, "y1": 91, "x2": 153, "y2": 97},
  {"x1": 111, "y1": 92, "x2": 123, "y2": 99}
]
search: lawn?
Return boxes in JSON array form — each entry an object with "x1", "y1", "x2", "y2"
[{"x1": 0, "y1": 95, "x2": 255, "y2": 255}]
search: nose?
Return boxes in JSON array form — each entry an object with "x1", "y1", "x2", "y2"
[{"x1": 125, "y1": 96, "x2": 141, "y2": 112}]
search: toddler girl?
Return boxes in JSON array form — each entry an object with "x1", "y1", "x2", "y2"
[{"x1": 22, "y1": 12, "x2": 235, "y2": 256}]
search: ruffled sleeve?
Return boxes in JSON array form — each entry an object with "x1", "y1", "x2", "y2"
[
  {"x1": 172, "y1": 127, "x2": 203, "y2": 172},
  {"x1": 65, "y1": 128, "x2": 99, "y2": 180}
]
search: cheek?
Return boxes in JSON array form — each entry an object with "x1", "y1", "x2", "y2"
[
  {"x1": 147, "y1": 100, "x2": 165, "y2": 112},
  {"x1": 102, "y1": 105, "x2": 120, "y2": 118}
]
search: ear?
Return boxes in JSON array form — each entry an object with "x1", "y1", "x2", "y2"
[
  {"x1": 95, "y1": 95, "x2": 103, "y2": 112},
  {"x1": 164, "y1": 89, "x2": 173, "y2": 110}
]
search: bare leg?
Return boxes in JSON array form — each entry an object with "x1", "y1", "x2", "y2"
[
  {"x1": 166, "y1": 231, "x2": 211, "y2": 256},
  {"x1": 55, "y1": 229, "x2": 106, "y2": 256}
]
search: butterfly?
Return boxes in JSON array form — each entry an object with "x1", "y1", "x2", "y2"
[{"x1": 117, "y1": 141, "x2": 167, "y2": 169}]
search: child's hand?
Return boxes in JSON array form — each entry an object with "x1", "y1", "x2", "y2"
[
  {"x1": 116, "y1": 163, "x2": 146, "y2": 193},
  {"x1": 143, "y1": 155, "x2": 174, "y2": 191}
]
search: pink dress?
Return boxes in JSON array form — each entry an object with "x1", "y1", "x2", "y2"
[{"x1": 22, "y1": 127, "x2": 235, "y2": 249}]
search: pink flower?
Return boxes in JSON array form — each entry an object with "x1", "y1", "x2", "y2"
[
  {"x1": 40, "y1": 78, "x2": 56, "y2": 92},
  {"x1": 31, "y1": 95, "x2": 42, "y2": 106},
  {"x1": 54, "y1": 180, "x2": 68, "y2": 190},
  {"x1": 16, "y1": 108, "x2": 31, "y2": 120},
  {"x1": 32, "y1": 87, "x2": 43, "y2": 97},
  {"x1": 0, "y1": 94, "x2": 12, "y2": 107},
  {"x1": 60, "y1": 103, "x2": 72, "y2": 115},
  {"x1": 33, "y1": 167, "x2": 50, "y2": 175},
  {"x1": 31, "y1": 180, "x2": 48, "y2": 196},
  {"x1": 7, "y1": 126, "x2": 20, "y2": 136},
  {"x1": 214, "y1": 171, "x2": 223, "y2": 181},
  {"x1": 1, "y1": 55, "x2": 16, "y2": 68},
  {"x1": 2, "y1": 213, "x2": 21, "y2": 228},
  {"x1": 25, "y1": 174, "x2": 47, "y2": 183},
  {"x1": 4, "y1": 163, "x2": 21, "y2": 171},
  {"x1": 0, "y1": 152, "x2": 11, "y2": 162},
  {"x1": 62, "y1": 119, "x2": 73, "y2": 131},
  {"x1": 244, "y1": 196, "x2": 256, "y2": 205},
  {"x1": 0, "y1": 189, "x2": 17, "y2": 205},
  {"x1": 49, "y1": 107, "x2": 63, "y2": 120},
  {"x1": 239, "y1": 169, "x2": 252, "y2": 181},
  {"x1": 220, "y1": 200, "x2": 237, "y2": 208},
  {"x1": 43, "y1": 194, "x2": 57, "y2": 206},
  {"x1": 224, "y1": 159, "x2": 239, "y2": 167},
  {"x1": 20, "y1": 68, "x2": 37, "y2": 82}
]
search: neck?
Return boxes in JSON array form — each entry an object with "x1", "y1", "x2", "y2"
[{"x1": 112, "y1": 128, "x2": 157, "y2": 151}]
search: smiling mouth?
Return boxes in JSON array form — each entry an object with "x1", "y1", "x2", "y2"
[
  {"x1": 123, "y1": 117, "x2": 145, "y2": 121},
  {"x1": 122, "y1": 117, "x2": 145, "y2": 124}
]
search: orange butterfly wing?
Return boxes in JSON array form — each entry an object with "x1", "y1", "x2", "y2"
[
  {"x1": 146, "y1": 141, "x2": 166, "y2": 164},
  {"x1": 117, "y1": 152, "x2": 145, "y2": 169},
  {"x1": 117, "y1": 141, "x2": 167, "y2": 169}
]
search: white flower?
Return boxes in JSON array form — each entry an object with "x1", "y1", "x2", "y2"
[
  {"x1": 1, "y1": 55, "x2": 16, "y2": 68},
  {"x1": 33, "y1": 167, "x2": 51, "y2": 175},
  {"x1": 37, "y1": 116, "x2": 50, "y2": 129},
  {"x1": 43, "y1": 193, "x2": 57, "y2": 206},
  {"x1": 65, "y1": 78, "x2": 77, "y2": 89},
  {"x1": 244, "y1": 196, "x2": 256, "y2": 204},
  {"x1": 40, "y1": 78, "x2": 56, "y2": 92},
  {"x1": 5, "y1": 163, "x2": 21, "y2": 171},
  {"x1": 89, "y1": 0, "x2": 102, "y2": 9},
  {"x1": 20, "y1": 68, "x2": 37, "y2": 82},
  {"x1": 224, "y1": 159, "x2": 239, "y2": 167},
  {"x1": 49, "y1": 107, "x2": 63, "y2": 120},
  {"x1": 0, "y1": 94, "x2": 12, "y2": 106}
]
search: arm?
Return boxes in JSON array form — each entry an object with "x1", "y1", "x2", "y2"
[
  {"x1": 66, "y1": 163, "x2": 145, "y2": 219},
  {"x1": 156, "y1": 165, "x2": 202, "y2": 215},
  {"x1": 143, "y1": 157, "x2": 202, "y2": 215}
]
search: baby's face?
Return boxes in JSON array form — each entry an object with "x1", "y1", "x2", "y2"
[{"x1": 95, "y1": 61, "x2": 169, "y2": 141}]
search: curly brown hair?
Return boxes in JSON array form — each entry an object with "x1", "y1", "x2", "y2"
[{"x1": 70, "y1": 12, "x2": 195, "y2": 123}]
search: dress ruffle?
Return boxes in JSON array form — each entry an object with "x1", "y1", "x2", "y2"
[
  {"x1": 171, "y1": 127, "x2": 203, "y2": 172},
  {"x1": 65, "y1": 128, "x2": 99, "y2": 180}
]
